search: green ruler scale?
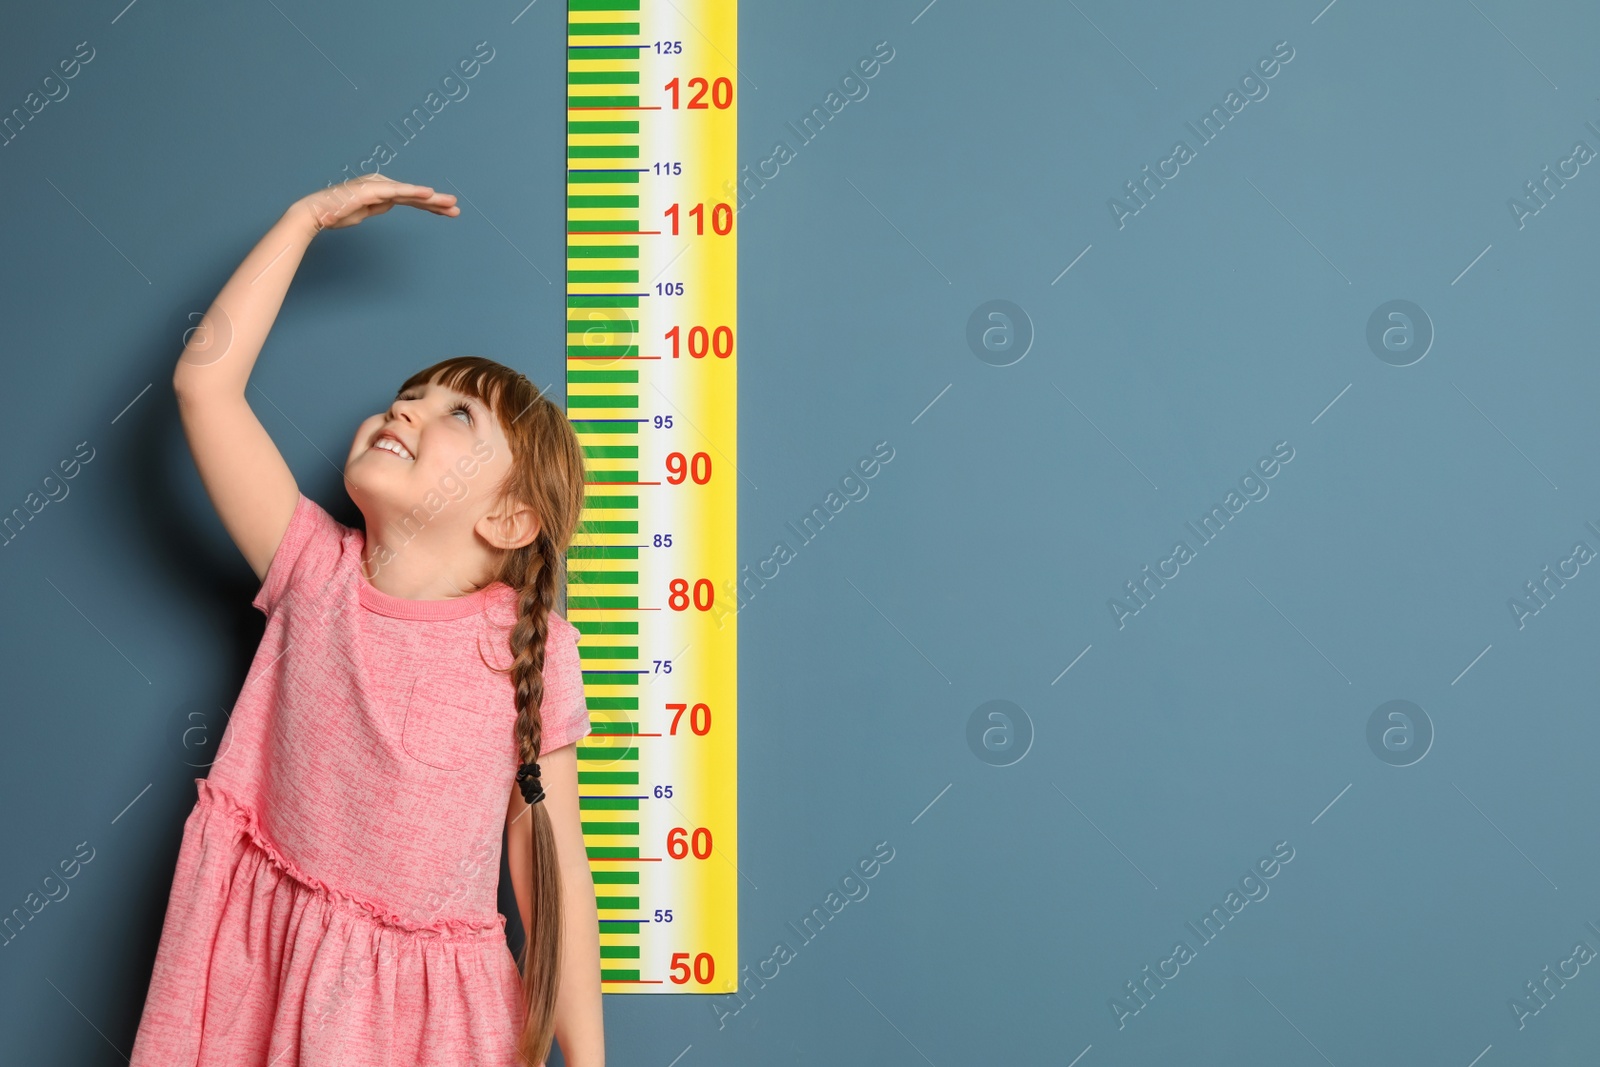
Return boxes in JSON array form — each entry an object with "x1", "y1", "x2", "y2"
[{"x1": 565, "y1": 0, "x2": 739, "y2": 995}]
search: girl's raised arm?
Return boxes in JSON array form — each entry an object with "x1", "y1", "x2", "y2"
[{"x1": 172, "y1": 177, "x2": 458, "y2": 581}]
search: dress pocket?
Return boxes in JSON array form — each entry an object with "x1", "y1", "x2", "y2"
[{"x1": 401, "y1": 680, "x2": 481, "y2": 771}]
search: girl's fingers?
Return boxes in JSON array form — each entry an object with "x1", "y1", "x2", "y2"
[
  {"x1": 306, "y1": 177, "x2": 457, "y2": 226},
  {"x1": 350, "y1": 177, "x2": 452, "y2": 205},
  {"x1": 400, "y1": 194, "x2": 459, "y2": 213},
  {"x1": 349, "y1": 179, "x2": 425, "y2": 200},
  {"x1": 386, "y1": 183, "x2": 436, "y2": 199},
  {"x1": 366, "y1": 186, "x2": 422, "y2": 202}
]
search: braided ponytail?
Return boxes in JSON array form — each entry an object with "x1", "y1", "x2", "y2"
[{"x1": 507, "y1": 529, "x2": 564, "y2": 1065}]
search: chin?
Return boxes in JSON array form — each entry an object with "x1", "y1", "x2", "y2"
[
  {"x1": 348, "y1": 452, "x2": 446, "y2": 514},
  {"x1": 342, "y1": 454, "x2": 393, "y2": 507}
]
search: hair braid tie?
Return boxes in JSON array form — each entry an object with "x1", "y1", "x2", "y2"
[{"x1": 516, "y1": 761, "x2": 545, "y2": 805}]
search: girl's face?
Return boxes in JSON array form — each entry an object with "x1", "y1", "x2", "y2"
[{"x1": 343, "y1": 376, "x2": 515, "y2": 535}]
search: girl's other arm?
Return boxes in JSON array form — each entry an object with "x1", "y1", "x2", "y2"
[
  {"x1": 172, "y1": 178, "x2": 458, "y2": 580},
  {"x1": 506, "y1": 776, "x2": 535, "y2": 939}
]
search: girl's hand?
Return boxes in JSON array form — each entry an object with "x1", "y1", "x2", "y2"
[{"x1": 293, "y1": 174, "x2": 460, "y2": 235}]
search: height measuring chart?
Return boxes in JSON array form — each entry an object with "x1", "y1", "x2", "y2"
[{"x1": 565, "y1": 0, "x2": 738, "y2": 995}]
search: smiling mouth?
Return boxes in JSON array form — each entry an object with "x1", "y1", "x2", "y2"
[{"x1": 371, "y1": 435, "x2": 415, "y2": 461}]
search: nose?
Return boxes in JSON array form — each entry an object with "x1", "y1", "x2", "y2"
[{"x1": 387, "y1": 396, "x2": 420, "y2": 423}]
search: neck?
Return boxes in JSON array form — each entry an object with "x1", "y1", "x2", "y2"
[{"x1": 360, "y1": 514, "x2": 497, "y2": 601}]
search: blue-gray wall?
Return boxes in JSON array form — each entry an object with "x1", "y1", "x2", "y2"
[{"x1": 4, "y1": 1, "x2": 1600, "y2": 1064}]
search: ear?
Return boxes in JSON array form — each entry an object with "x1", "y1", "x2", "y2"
[{"x1": 475, "y1": 500, "x2": 541, "y2": 551}]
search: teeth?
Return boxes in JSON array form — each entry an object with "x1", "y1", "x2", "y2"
[{"x1": 374, "y1": 437, "x2": 414, "y2": 461}]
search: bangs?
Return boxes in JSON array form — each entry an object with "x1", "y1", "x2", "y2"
[{"x1": 399, "y1": 357, "x2": 533, "y2": 428}]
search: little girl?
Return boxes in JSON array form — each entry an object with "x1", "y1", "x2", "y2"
[{"x1": 129, "y1": 175, "x2": 605, "y2": 1067}]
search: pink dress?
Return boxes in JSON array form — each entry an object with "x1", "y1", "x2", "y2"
[{"x1": 129, "y1": 492, "x2": 591, "y2": 1067}]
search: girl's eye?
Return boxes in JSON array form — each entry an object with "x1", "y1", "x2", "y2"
[{"x1": 451, "y1": 402, "x2": 474, "y2": 426}]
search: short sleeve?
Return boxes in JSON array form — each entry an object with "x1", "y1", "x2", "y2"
[
  {"x1": 540, "y1": 617, "x2": 591, "y2": 752},
  {"x1": 251, "y1": 492, "x2": 348, "y2": 617}
]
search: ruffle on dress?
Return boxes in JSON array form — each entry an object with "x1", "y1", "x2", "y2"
[
  {"x1": 127, "y1": 778, "x2": 528, "y2": 1067},
  {"x1": 208, "y1": 781, "x2": 507, "y2": 940}
]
